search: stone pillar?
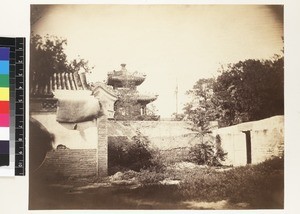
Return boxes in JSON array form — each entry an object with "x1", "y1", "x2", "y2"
[{"x1": 96, "y1": 115, "x2": 108, "y2": 177}]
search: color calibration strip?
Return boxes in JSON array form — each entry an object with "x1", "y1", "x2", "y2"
[
  {"x1": 14, "y1": 38, "x2": 25, "y2": 176},
  {"x1": 0, "y1": 37, "x2": 26, "y2": 176},
  {"x1": 0, "y1": 47, "x2": 10, "y2": 168}
]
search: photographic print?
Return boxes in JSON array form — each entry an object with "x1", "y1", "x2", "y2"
[{"x1": 29, "y1": 4, "x2": 284, "y2": 210}]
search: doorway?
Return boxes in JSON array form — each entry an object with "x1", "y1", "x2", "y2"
[{"x1": 242, "y1": 130, "x2": 252, "y2": 164}]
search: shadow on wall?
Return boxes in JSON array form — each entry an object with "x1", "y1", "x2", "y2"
[{"x1": 29, "y1": 118, "x2": 54, "y2": 173}]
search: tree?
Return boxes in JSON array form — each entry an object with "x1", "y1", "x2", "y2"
[
  {"x1": 184, "y1": 55, "x2": 284, "y2": 128},
  {"x1": 30, "y1": 34, "x2": 93, "y2": 92},
  {"x1": 183, "y1": 78, "x2": 222, "y2": 131},
  {"x1": 30, "y1": 34, "x2": 68, "y2": 87},
  {"x1": 213, "y1": 56, "x2": 284, "y2": 126}
]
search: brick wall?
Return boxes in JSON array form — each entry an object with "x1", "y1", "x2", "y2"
[
  {"x1": 35, "y1": 114, "x2": 109, "y2": 178},
  {"x1": 97, "y1": 115, "x2": 108, "y2": 176},
  {"x1": 39, "y1": 149, "x2": 97, "y2": 178}
]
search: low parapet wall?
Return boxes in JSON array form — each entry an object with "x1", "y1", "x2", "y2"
[{"x1": 108, "y1": 120, "x2": 203, "y2": 150}]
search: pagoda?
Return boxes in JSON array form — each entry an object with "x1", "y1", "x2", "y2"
[{"x1": 107, "y1": 64, "x2": 158, "y2": 120}]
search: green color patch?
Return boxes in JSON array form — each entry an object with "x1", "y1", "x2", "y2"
[{"x1": 0, "y1": 74, "x2": 9, "y2": 87}]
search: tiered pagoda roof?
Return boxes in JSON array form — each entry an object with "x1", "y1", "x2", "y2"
[
  {"x1": 107, "y1": 64, "x2": 158, "y2": 104},
  {"x1": 107, "y1": 64, "x2": 146, "y2": 88},
  {"x1": 135, "y1": 94, "x2": 158, "y2": 104}
]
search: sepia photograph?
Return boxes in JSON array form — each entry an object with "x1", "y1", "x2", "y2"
[{"x1": 29, "y1": 4, "x2": 284, "y2": 210}]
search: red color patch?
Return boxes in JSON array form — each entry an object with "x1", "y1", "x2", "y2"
[{"x1": 0, "y1": 101, "x2": 9, "y2": 114}]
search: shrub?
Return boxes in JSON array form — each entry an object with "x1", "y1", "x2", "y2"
[
  {"x1": 188, "y1": 134, "x2": 227, "y2": 166},
  {"x1": 189, "y1": 141, "x2": 215, "y2": 165},
  {"x1": 108, "y1": 130, "x2": 164, "y2": 174},
  {"x1": 108, "y1": 136, "x2": 132, "y2": 174},
  {"x1": 127, "y1": 130, "x2": 153, "y2": 171}
]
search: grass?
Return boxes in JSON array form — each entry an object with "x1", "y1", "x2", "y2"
[
  {"x1": 122, "y1": 156, "x2": 284, "y2": 209},
  {"x1": 30, "y1": 157, "x2": 284, "y2": 209}
]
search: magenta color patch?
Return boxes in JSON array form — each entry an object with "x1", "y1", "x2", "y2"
[{"x1": 0, "y1": 114, "x2": 9, "y2": 127}]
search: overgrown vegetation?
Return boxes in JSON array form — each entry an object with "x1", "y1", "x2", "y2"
[
  {"x1": 178, "y1": 157, "x2": 284, "y2": 208},
  {"x1": 184, "y1": 133, "x2": 228, "y2": 166},
  {"x1": 188, "y1": 140, "x2": 227, "y2": 166},
  {"x1": 121, "y1": 156, "x2": 284, "y2": 209},
  {"x1": 108, "y1": 130, "x2": 164, "y2": 175}
]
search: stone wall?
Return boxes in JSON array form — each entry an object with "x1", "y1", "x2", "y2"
[
  {"x1": 213, "y1": 115, "x2": 284, "y2": 166},
  {"x1": 107, "y1": 120, "x2": 203, "y2": 150},
  {"x1": 160, "y1": 148, "x2": 190, "y2": 163}
]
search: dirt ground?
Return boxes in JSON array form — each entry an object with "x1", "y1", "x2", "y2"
[{"x1": 29, "y1": 174, "x2": 251, "y2": 210}]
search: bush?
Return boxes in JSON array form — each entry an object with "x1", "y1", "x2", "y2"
[
  {"x1": 189, "y1": 138, "x2": 227, "y2": 166},
  {"x1": 188, "y1": 134, "x2": 227, "y2": 166},
  {"x1": 189, "y1": 141, "x2": 214, "y2": 165},
  {"x1": 108, "y1": 130, "x2": 164, "y2": 174}
]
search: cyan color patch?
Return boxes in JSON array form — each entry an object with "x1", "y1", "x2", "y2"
[{"x1": 0, "y1": 61, "x2": 9, "y2": 74}]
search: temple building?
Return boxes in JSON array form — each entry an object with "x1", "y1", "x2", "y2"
[
  {"x1": 107, "y1": 64, "x2": 158, "y2": 120},
  {"x1": 30, "y1": 64, "x2": 158, "y2": 120}
]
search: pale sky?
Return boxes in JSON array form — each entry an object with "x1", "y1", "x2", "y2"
[{"x1": 31, "y1": 4, "x2": 283, "y2": 118}]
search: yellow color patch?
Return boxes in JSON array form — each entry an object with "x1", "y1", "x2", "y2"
[{"x1": 0, "y1": 87, "x2": 9, "y2": 101}]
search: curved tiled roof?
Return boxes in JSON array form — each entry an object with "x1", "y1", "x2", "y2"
[
  {"x1": 30, "y1": 72, "x2": 90, "y2": 97},
  {"x1": 91, "y1": 81, "x2": 117, "y2": 97},
  {"x1": 136, "y1": 94, "x2": 158, "y2": 103}
]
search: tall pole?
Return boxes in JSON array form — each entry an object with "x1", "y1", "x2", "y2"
[{"x1": 175, "y1": 80, "x2": 178, "y2": 116}]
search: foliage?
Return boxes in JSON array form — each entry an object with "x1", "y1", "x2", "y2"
[
  {"x1": 136, "y1": 114, "x2": 160, "y2": 121},
  {"x1": 188, "y1": 135, "x2": 227, "y2": 166},
  {"x1": 178, "y1": 157, "x2": 284, "y2": 208},
  {"x1": 183, "y1": 78, "x2": 222, "y2": 131},
  {"x1": 115, "y1": 89, "x2": 160, "y2": 121},
  {"x1": 108, "y1": 130, "x2": 164, "y2": 174},
  {"x1": 213, "y1": 56, "x2": 284, "y2": 126},
  {"x1": 214, "y1": 134, "x2": 228, "y2": 165},
  {"x1": 114, "y1": 85, "x2": 139, "y2": 121},
  {"x1": 184, "y1": 55, "x2": 284, "y2": 128},
  {"x1": 141, "y1": 104, "x2": 160, "y2": 121},
  {"x1": 171, "y1": 113, "x2": 185, "y2": 121},
  {"x1": 30, "y1": 34, "x2": 93, "y2": 89}
]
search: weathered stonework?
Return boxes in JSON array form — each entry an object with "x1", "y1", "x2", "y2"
[{"x1": 97, "y1": 115, "x2": 108, "y2": 176}]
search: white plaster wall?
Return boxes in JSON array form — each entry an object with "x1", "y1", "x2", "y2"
[
  {"x1": 214, "y1": 115, "x2": 284, "y2": 166},
  {"x1": 31, "y1": 113, "x2": 98, "y2": 149}
]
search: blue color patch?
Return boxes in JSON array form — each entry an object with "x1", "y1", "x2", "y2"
[
  {"x1": 0, "y1": 61, "x2": 9, "y2": 74},
  {"x1": 0, "y1": 48, "x2": 9, "y2": 60}
]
